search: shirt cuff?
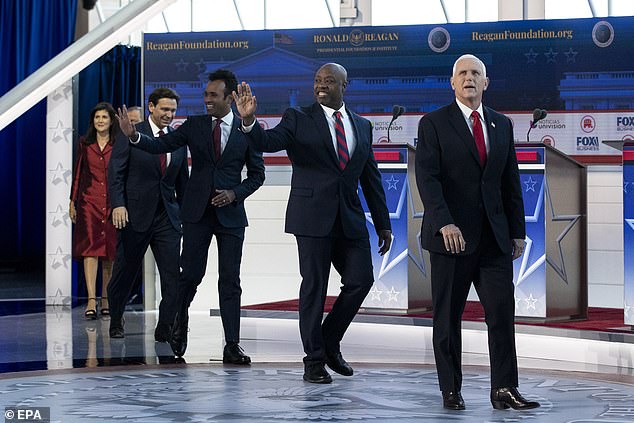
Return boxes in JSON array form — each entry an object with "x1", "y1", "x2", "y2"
[
  {"x1": 241, "y1": 119, "x2": 256, "y2": 133},
  {"x1": 129, "y1": 133, "x2": 140, "y2": 144}
]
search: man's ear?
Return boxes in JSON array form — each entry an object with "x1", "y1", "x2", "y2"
[{"x1": 483, "y1": 77, "x2": 490, "y2": 91}]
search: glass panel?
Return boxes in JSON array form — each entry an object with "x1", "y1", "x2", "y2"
[
  {"x1": 610, "y1": 0, "x2": 634, "y2": 16},
  {"x1": 265, "y1": 0, "x2": 336, "y2": 29},
  {"x1": 372, "y1": 0, "x2": 447, "y2": 26},
  {"x1": 192, "y1": 0, "x2": 242, "y2": 31},
  {"x1": 545, "y1": 0, "x2": 592, "y2": 19},
  {"x1": 466, "y1": 0, "x2": 498, "y2": 23}
]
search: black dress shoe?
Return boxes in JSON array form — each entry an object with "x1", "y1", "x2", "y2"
[
  {"x1": 109, "y1": 326, "x2": 124, "y2": 339},
  {"x1": 491, "y1": 387, "x2": 540, "y2": 410},
  {"x1": 154, "y1": 323, "x2": 172, "y2": 343},
  {"x1": 303, "y1": 363, "x2": 332, "y2": 384},
  {"x1": 325, "y1": 352, "x2": 353, "y2": 376},
  {"x1": 223, "y1": 343, "x2": 251, "y2": 365},
  {"x1": 169, "y1": 312, "x2": 189, "y2": 357},
  {"x1": 442, "y1": 391, "x2": 465, "y2": 410}
]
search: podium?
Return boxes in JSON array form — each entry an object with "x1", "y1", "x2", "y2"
[
  {"x1": 514, "y1": 143, "x2": 587, "y2": 320},
  {"x1": 603, "y1": 140, "x2": 634, "y2": 326},
  {"x1": 359, "y1": 144, "x2": 430, "y2": 313}
]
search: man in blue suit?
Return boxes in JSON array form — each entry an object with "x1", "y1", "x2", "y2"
[
  {"x1": 108, "y1": 88, "x2": 188, "y2": 340},
  {"x1": 415, "y1": 54, "x2": 540, "y2": 411},
  {"x1": 234, "y1": 63, "x2": 392, "y2": 383},
  {"x1": 117, "y1": 70, "x2": 265, "y2": 363}
]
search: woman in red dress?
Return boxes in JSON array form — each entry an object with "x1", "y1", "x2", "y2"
[{"x1": 69, "y1": 102, "x2": 119, "y2": 319}]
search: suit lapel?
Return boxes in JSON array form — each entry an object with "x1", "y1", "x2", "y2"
[
  {"x1": 310, "y1": 103, "x2": 339, "y2": 168},
  {"x1": 448, "y1": 101, "x2": 483, "y2": 168},
  {"x1": 482, "y1": 106, "x2": 498, "y2": 170},
  {"x1": 346, "y1": 109, "x2": 368, "y2": 169},
  {"x1": 216, "y1": 117, "x2": 240, "y2": 166}
]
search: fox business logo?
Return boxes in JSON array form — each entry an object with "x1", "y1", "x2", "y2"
[
  {"x1": 580, "y1": 115, "x2": 596, "y2": 133},
  {"x1": 617, "y1": 116, "x2": 634, "y2": 132},
  {"x1": 576, "y1": 136, "x2": 599, "y2": 151}
]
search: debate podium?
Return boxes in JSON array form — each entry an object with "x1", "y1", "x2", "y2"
[
  {"x1": 603, "y1": 140, "x2": 634, "y2": 326},
  {"x1": 359, "y1": 143, "x2": 430, "y2": 313},
  {"x1": 514, "y1": 143, "x2": 587, "y2": 320}
]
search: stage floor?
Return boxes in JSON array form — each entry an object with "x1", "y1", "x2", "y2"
[{"x1": 1, "y1": 305, "x2": 633, "y2": 422}]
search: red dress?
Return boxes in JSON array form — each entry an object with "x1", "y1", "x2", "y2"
[{"x1": 70, "y1": 138, "x2": 117, "y2": 260}]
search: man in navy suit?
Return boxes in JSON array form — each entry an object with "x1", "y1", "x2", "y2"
[
  {"x1": 117, "y1": 70, "x2": 265, "y2": 364},
  {"x1": 233, "y1": 63, "x2": 392, "y2": 383},
  {"x1": 415, "y1": 54, "x2": 540, "y2": 411},
  {"x1": 108, "y1": 88, "x2": 188, "y2": 340}
]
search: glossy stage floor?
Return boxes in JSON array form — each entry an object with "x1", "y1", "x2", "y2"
[{"x1": 1, "y1": 304, "x2": 634, "y2": 422}]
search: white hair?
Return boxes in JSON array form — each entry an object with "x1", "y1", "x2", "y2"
[{"x1": 452, "y1": 54, "x2": 487, "y2": 78}]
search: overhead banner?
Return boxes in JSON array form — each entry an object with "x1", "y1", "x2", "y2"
[{"x1": 145, "y1": 16, "x2": 634, "y2": 156}]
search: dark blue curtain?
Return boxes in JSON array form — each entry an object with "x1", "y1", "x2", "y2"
[
  {"x1": 78, "y1": 45, "x2": 142, "y2": 136},
  {"x1": 0, "y1": 0, "x2": 78, "y2": 264}
]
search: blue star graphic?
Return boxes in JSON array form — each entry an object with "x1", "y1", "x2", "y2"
[
  {"x1": 544, "y1": 48, "x2": 558, "y2": 63},
  {"x1": 195, "y1": 58, "x2": 206, "y2": 73},
  {"x1": 563, "y1": 47, "x2": 578, "y2": 63},
  {"x1": 515, "y1": 179, "x2": 545, "y2": 287},
  {"x1": 385, "y1": 175, "x2": 400, "y2": 190},
  {"x1": 175, "y1": 58, "x2": 188, "y2": 72},
  {"x1": 624, "y1": 181, "x2": 630, "y2": 194},
  {"x1": 523, "y1": 176, "x2": 537, "y2": 192},
  {"x1": 525, "y1": 49, "x2": 538, "y2": 64},
  {"x1": 365, "y1": 176, "x2": 408, "y2": 279}
]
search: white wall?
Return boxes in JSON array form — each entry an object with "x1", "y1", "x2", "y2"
[{"x1": 182, "y1": 164, "x2": 625, "y2": 312}]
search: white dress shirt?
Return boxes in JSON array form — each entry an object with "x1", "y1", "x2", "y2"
[
  {"x1": 455, "y1": 99, "x2": 490, "y2": 154},
  {"x1": 148, "y1": 118, "x2": 171, "y2": 166}
]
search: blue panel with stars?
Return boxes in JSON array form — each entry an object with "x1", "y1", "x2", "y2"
[
  {"x1": 359, "y1": 148, "x2": 409, "y2": 310},
  {"x1": 516, "y1": 154, "x2": 547, "y2": 317},
  {"x1": 623, "y1": 147, "x2": 634, "y2": 324}
]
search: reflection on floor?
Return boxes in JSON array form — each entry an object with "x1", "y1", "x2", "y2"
[{"x1": 0, "y1": 304, "x2": 633, "y2": 422}]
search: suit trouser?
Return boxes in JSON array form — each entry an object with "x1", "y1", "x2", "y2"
[
  {"x1": 295, "y1": 218, "x2": 375, "y2": 365},
  {"x1": 428, "y1": 221, "x2": 518, "y2": 392},
  {"x1": 108, "y1": 205, "x2": 181, "y2": 327},
  {"x1": 178, "y1": 205, "x2": 245, "y2": 343}
]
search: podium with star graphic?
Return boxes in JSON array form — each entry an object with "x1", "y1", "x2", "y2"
[
  {"x1": 514, "y1": 143, "x2": 587, "y2": 320},
  {"x1": 359, "y1": 144, "x2": 431, "y2": 313},
  {"x1": 603, "y1": 140, "x2": 634, "y2": 326}
]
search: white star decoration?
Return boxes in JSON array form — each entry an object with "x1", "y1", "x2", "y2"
[
  {"x1": 369, "y1": 285, "x2": 383, "y2": 301},
  {"x1": 49, "y1": 120, "x2": 72, "y2": 144},
  {"x1": 524, "y1": 293, "x2": 538, "y2": 311},
  {"x1": 48, "y1": 288, "x2": 71, "y2": 307},
  {"x1": 49, "y1": 205, "x2": 70, "y2": 228},
  {"x1": 386, "y1": 287, "x2": 400, "y2": 302},
  {"x1": 385, "y1": 175, "x2": 399, "y2": 190},
  {"x1": 49, "y1": 246, "x2": 71, "y2": 270},
  {"x1": 50, "y1": 162, "x2": 72, "y2": 186},
  {"x1": 407, "y1": 185, "x2": 426, "y2": 277}
]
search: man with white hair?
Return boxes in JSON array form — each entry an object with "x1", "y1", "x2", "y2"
[{"x1": 415, "y1": 54, "x2": 540, "y2": 411}]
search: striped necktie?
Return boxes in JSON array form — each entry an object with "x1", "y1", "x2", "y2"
[{"x1": 333, "y1": 111, "x2": 349, "y2": 170}]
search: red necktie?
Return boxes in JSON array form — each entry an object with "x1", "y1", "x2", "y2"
[
  {"x1": 333, "y1": 111, "x2": 349, "y2": 170},
  {"x1": 158, "y1": 129, "x2": 167, "y2": 174},
  {"x1": 471, "y1": 110, "x2": 487, "y2": 166},
  {"x1": 213, "y1": 118, "x2": 222, "y2": 160}
]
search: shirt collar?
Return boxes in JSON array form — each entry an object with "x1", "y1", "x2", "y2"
[
  {"x1": 320, "y1": 103, "x2": 347, "y2": 119},
  {"x1": 455, "y1": 98, "x2": 485, "y2": 122},
  {"x1": 214, "y1": 110, "x2": 234, "y2": 126},
  {"x1": 148, "y1": 118, "x2": 167, "y2": 137}
]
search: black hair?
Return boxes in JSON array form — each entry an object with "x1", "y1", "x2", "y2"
[{"x1": 208, "y1": 69, "x2": 238, "y2": 98}]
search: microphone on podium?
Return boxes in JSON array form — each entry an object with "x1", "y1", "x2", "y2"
[
  {"x1": 387, "y1": 105, "x2": 405, "y2": 143},
  {"x1": 526, "y1": 108, "x2": 547, "y2": 142}
]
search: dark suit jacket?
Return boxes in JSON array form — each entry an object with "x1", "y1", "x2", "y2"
[
  {"x1": 132, "y1": 114, "x2": 265, "y2": 227},
  {"x1": 109, "y1": 120, "x2": 188, "y2": 233},
  {"x1": 415, "y1": 100, "x2": 525, "y2": 255},
  {"x1": 246, "y1": 102, "x2": 390, "y2": 239}
]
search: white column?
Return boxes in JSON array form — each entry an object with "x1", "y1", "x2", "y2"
[
  {"x1": 341, "y1": 0, "x2": 372, "y2": 26},
  {"x1": 45, "y1": 80, "x2": 74, "y2": 307}
]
